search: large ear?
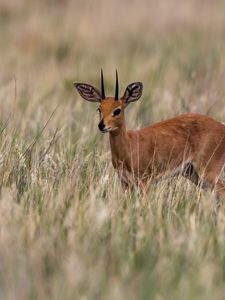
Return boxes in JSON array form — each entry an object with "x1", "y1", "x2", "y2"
[
  {"x1": 74, "y1": 83, "x2": 102, "y2": 102},
  {"x1": 122, "y1": 82, "x2": 143, "y2": 104}
]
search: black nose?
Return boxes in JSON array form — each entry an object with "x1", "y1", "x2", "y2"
[{"x1": 98, "y1": 120, "x2": 105, "y2": 131}]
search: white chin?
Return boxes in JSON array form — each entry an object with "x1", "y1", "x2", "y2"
[{"x1": 102, "y1": 127, "x2": 118, "y2": 133}]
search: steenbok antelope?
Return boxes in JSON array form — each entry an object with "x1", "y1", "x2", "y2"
[{"x1": 74, "y1": 70, "x2": 225, "y2": 201}]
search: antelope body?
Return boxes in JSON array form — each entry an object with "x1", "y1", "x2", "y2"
[{"x1": 74, "y1": 70, "x2": 225, "y2": 200}]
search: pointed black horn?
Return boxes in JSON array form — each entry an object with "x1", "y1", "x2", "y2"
[
  {"x1": 101, "y1": 69, "x2": 105, "y2": 100},
  {"x1": 115, "y1": 69, "x2": 119, "y2": 100}
]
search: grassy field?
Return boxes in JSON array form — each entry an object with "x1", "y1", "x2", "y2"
[{"x1": 1, "y1": 0, "x2": 225, "y2": 299}]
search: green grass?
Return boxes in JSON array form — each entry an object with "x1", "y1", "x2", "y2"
[{"x1": 1, "y1": 0, "x2": 225, "y2": 299}]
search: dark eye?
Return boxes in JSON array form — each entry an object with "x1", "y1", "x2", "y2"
[
  {"x1": 97, "y1": 108, "x2": 101, "y2": 114},
  {"x1": 112, "y1": 108, "x2": 121, "y2": 116}
]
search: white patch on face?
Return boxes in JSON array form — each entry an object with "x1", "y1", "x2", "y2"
[
  {"x1": 111, "y1": 107, "x2": 122, "y2": 117},
  {"x1": 102, "y1": 126, "x2": 119, "y2": 133}
]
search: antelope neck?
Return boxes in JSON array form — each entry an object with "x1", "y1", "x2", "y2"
[{"x1": 109, "y1": 124, "x2": 129, "y2": 161}]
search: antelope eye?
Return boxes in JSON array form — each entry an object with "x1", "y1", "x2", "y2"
[
  {"x1": 112, "y1": 108, "x2": 121, "y2": 116},
  {"x1": 97, "y1": 108, "x2": 101, "y2": 113}
]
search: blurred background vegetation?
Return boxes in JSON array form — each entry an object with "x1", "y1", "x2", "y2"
[{"x1": 1, "y1": 0, "x2": 225, "y2": 299}]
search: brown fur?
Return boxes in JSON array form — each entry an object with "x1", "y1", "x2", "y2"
[
  {"x1": 108, "y1": 108, "x2": 225, "y2": 200},
  {"x1": 74, "y1": 80, "x2": 225, "y2": 201}
]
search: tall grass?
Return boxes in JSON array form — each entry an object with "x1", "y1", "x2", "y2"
[{"x1": 0, "y1": 0, "x2": 225, "y2": 299}]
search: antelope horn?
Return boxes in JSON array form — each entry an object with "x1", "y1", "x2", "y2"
[
  {"x1": 101, "y1": 69, "x2": 105, "y2": 100},
  {"x1": 115, "y1": 69, "x2": 119, "y2": 100}
]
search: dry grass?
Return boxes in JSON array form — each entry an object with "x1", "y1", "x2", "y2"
[{"x1": 1, "y1": 0, "x2": 225, "y2": 299}]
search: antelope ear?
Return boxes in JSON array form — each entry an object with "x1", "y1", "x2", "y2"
[
  {"x1": 122, "y1": 82, "x2": 143, "y2": 104},
  {"x1": 74, "y1": 83, "x2": 102, "y2": 102}
]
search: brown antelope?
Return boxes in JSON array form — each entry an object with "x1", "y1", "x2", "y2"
[{"x1": 74, "y1": 70, "x2": 225, "y2": 201}]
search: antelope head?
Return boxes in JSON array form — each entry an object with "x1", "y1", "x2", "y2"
[{"x1": 74, "y1": 70, "x2": 143, "y2": 133}]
